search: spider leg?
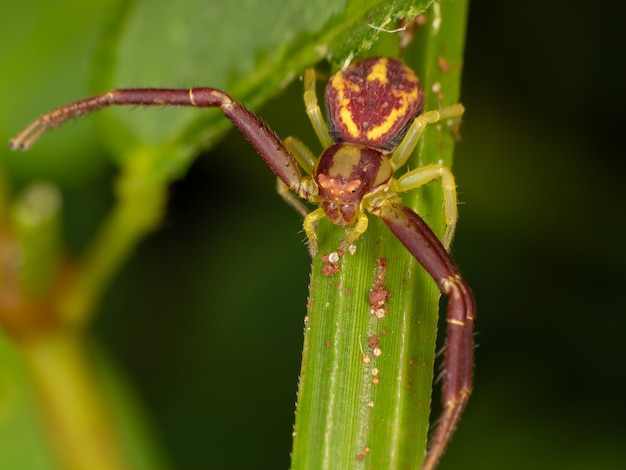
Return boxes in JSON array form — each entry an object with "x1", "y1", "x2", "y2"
[
  {"x1": 193, "y1": 89, "x2": 306, "y2": 192},
  {"x1": 273, "y1": 137, "x2": 319, "y2": 218},
  {"x1": 393, "y1": 162, "x2": 458, "y2": 250},
  {"x1": 303, "y1": 68, "x2": 333, "y2": 148},
  {"x1": 284, "y1": 136, "x2": 316, "y2": 176},
  {"x1": 339, "y1": 211, "x2": 369, "y2": 250},
  {"x1": 276, "y1": 179, "x2": 309, "y2": 218},
  {"x1": 302, "y1": 207, "x2": 327, "y2": 255},
  {"x1": 389, "y1": 104, "x2": 465, "y2": 170},
  {"x1": 10, "y1": 88, "x2": 304, "y2": 194},
  {"x1": 372, "y1": 196, "x2": 474, "y2": 470},
  {"x1": 301, "y1": 206, "x2": 369, "y2": 256}
]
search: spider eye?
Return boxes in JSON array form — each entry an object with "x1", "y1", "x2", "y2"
[{"x1": 344, "y1": 179, "x2": 362, "y2": 194}]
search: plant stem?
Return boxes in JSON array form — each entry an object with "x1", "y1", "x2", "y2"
[{"x1": 21, "y1": 333, "x2": 130, "y2": 470}]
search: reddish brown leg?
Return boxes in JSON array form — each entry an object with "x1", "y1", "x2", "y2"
[
  {"x1": 377, "y1": 197, "x2": 475, "y2": 470},
  {"x1": 9, "y1": 88, "x2": 303, "y2": 192}
]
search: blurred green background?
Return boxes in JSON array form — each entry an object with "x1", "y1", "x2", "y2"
[{"x1": 1, "y1": 0, "x2": 625, "y2": 469}]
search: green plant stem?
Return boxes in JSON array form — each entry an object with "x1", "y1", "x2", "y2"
[
  {"x1": 2, "y1": 155, "x2": 167, "y2": 469},
  {"x1": 4, "y1": 181, "x2": 136, "y2": 470},
  {"x1": 11, "y1": 182, "x2": 62, "y2": 296},
  {"x1": 21, "y1": 333, "x2": 130, "y2": 470}
]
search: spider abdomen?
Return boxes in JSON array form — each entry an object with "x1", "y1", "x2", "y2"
[{"x1": 325, "y1": 57, "x2": 423, "y2": 151}]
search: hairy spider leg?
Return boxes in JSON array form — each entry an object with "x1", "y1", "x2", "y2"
[
  {"x1": 302, "y1": 207, "x2": 327, "y2": 254},
  {"x1": 9, "y1": 88, "x2": 306, "y2": 195},
  {"x1": 371, "y1": 195, "x2": 474, "y2": 470}
]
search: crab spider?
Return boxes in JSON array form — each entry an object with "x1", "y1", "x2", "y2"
[{"x1": 10, "y1": 57, "x2": 475, "y2": 470}]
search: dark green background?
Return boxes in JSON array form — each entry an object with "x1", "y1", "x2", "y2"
[{"x1": 1, "y1": 0, "x2": 625, "y2": 469}]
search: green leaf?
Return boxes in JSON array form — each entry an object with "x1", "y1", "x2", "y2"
[{"x1": 91, "y1": 0, "x2": 434, "y2": 165}]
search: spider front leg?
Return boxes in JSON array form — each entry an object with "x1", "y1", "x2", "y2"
[
  {"x1": 372, "y1": 195, "x2": 475, "y2": 470},
  {"x1": 10, "y1": 88, "x2": 306, "y2": 198}
]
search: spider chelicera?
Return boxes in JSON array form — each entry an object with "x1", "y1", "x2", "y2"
[{"x1": 10, "y1": 56, "x2": 475, "y2": 470}]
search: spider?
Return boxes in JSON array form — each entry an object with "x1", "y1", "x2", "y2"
[{"x1": 10, "y1": 56, "x2": 475, "y2": 470}]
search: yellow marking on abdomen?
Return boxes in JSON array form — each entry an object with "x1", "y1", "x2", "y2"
[
  {"x1": 365, "y1": 89, "x2": 418, "y2": 141},
  {"x1": 331, "y1": 73, "x2": 361, "y2": 138},
  {"x1": 367, "y1": 58, "x2": 389, "y2": 84}
]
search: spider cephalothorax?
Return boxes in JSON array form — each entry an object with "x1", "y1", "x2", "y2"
[
  {"x1": 11, "y1": 56, "x2": 475, "y2": 470},
  {"x1": 314, "y1": 143, "x2": 393, "y2": 225}
]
